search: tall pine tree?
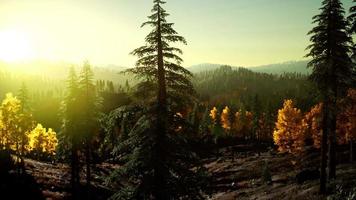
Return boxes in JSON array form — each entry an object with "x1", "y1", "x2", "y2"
[
  {"x1": 306, "y1": 0, "x2": 354, "y2": 193},
  {"x1": 61, "y1": 67, "x2": 81, "y2": 199},
  {"x1": 78, "y1": 61, "x2": 100, "y2": 199},
  {"x1": 108, "y1": 0, "x2": 206, "y2": 199}
]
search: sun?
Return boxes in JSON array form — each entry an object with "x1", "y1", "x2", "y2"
[{"x1": 0, "y1": 29, "x2": 35, "y2": 62}]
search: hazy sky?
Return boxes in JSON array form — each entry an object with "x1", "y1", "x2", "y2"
[{"x1": 0, "y1": 0, "x2": 352, "y2": 67}]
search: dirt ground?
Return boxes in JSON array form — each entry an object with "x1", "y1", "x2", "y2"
[{"x1": 19, "y1": 146, "x2": 356, "y2": 200}]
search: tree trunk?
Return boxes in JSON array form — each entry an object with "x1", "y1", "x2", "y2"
[
  {"x1": 351, "y1": 141, "x2": 355, "y2": 163},
  {"x1": 320, "y1": 101, "x2": 328, "y2": 194},
  {"x1": 153, "y1": 4, "x2": 168, "y2": 199},
  {"x1": 328, "y1": 96, "x2": 337, "y2": 180},
  {"x1": 71, "y1": 140, "x2": 79, "y2": 200},
  {"x1": 86, "y1": 139, "x2": 91, "y2": 200}
]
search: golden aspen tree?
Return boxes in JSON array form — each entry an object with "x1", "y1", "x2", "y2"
[
  {"x1": 273, "y1": 99, "x2": 305, "y2": 153},
  {"x1": 221, "y1": 106, "x2": 231, "y2": 131},
  {"x1": 27, "y1": 124, "x2": 58, "y2": 156},
  {"x1": 303, "y1": 103, "x2": 323, "y2": 148},
  {"x1": 209, "y1": 107, "x2": 218, "y2": 124}
]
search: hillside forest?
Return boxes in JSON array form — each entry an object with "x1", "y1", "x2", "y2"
[{"x1": 0, "y1": 0, "x2": 355, "y2": 200}]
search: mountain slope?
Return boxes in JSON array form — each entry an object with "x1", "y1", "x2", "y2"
[
  {"x1": 248, "y1": 60, "x2": 311, "y2": 75},
  {"x1": 188, "y1": 60, "x2": 310, "y2": 75}
]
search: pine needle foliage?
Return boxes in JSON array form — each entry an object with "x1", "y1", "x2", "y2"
[{"x1": 108, "y1": 0, "x2": 207, "y2": 199}]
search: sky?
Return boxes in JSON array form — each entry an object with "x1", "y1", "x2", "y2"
[{"x1": 0, "y1": 0, "x2": 353, "y2": 67}]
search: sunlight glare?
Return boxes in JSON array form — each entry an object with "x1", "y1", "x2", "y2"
[{"x1": 0, "y1": 30, "x2": 35, "y2": 62}]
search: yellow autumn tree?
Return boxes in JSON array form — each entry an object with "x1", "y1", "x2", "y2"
[
  {"x1": 27, "y1": 124, "x2": 58, "y2": 156},
  {"x1": 221, "y1": 106, "x2": 231, "y2": 131},
  {"x1": 209, "y1": 107, "x2": 218, "y2": 125},
  {"x1": 303, "y1": 103, "x2": 323, "y2": 148},
  {"x1": 0, "y1": 93, "x2": 22, "y2": 150},
  {"x1": 273, "y1": 99, "x2": 305, "y2": 153}
]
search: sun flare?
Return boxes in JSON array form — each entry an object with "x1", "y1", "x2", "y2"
[{"x1": 0, "y1": 30, "x2": 35, "y2": 62}]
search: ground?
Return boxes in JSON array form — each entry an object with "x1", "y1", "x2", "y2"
[{"x1": 4, "y1": 145, "x2": 355, "y2": 200}]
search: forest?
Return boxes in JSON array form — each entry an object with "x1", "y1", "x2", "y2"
[{"x1": 0, "y1": 0, "x2": 355, "y2": 200}]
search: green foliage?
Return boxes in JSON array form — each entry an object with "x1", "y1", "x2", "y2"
[
  {"x1": 126, "y1": 0, "x2": 196, "y2": 112},
  {"x1": 99, "y1": 105, "x2": 144, "y2": 159},
  {"x1": 107, "y1": 109, "x2": 207, "y2": 200},
  {"x1": 306, "y1": 0, "x2": 354, "y2": 95},
  {"x1": 348, "y1": 0, "x2": 356, "y2": 35},
  {"x1": 194, "y1": 66, "x2": 318, "y2": 112},
  {"x1": 108, "y1": 0, "x2": 207, "y2": 199}
]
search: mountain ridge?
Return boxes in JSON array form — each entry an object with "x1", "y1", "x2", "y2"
[{"x1": 188, "y1": 60, "x2": 311, "y2": 75}]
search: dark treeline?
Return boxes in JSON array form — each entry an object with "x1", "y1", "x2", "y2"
[{"x1": 194, "y1": 65, "x2": 318, "y2": 112}]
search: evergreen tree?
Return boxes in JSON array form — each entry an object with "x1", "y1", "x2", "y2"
[
  {"x1": 61, "y1": 67, "x2": 81, "y2": 199},
  {"x1": 348, "y1": 0, "x2": 356, "y2": 77},
  {"x1": 109, "y1": 0, "x2": 206, "y2": 199},
  {"x1": 78, "y1": 61, "x2": 100, "y2": 198},
  {"x1": 348, "y1": 0, "x2": 356, "y2": 34},
  {"x1": 17, "y1": 83, "x2": 35, "y2": 171},
  {"x1": 18, "y1": 82, "x2": 30, "y2": 112},
  {"x1": 252, "y1": 94, "x2": 262, "y2": 140},
  {"x1": 127, "y1": 0, "x2": 195, "y2": 111},
  {"x1": 306, "y1": 0, "x2": 354, "y2": 193}
]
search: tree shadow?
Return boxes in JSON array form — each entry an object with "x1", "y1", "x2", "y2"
[
  {"x1": 0, "y1": 171, "x2": 45, "y2": 200},
  {"x1": 0, "y1": 153, "x2": 45, "y2": 200}
]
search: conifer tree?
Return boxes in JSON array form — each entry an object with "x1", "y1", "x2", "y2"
[
  {"x1": 349, "y1": 0, "x2": 356, "y2": 34},
  {"x1": 61, "y1": 67, "x2": 81, "y2": 199},
  {"x1": 109, "y1": 0, "x2": 205, "y2": 199},
  {"x1": 78, "y1": 61, "x2": 100, "y2": 198},
  {"x1": 17, "y1": 83, "x2": 34, "y2": 170},
  {"x1": 127, "y1": 0, "x2": 195, "y2": 111},
  {"x1": 306, "y1": 0, "x2": 354, "y2": 192},
  {"x1": 252, "y1": 94, "x2": 262, "y2": 140}
]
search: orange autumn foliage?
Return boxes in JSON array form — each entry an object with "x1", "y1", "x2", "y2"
[
  {"x1": 303, "y1": 103, "x2": 323, "y2": 148},
  {"x1": 221, "y1": 106, "x2": 231, "y2": 131},
  {"x1": 273, "y1": 100, "x2": 306, "y2": 153},
  {"x1": 209, "y1": 107, "x2": 218, "y2": 125}
]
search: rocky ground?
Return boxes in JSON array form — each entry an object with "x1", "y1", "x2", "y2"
[{"x1": 4, "y1": 145, "x2": 355, "y2": 200}]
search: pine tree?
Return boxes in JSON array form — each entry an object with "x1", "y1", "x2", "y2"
[
  {"x1": 78, "y1": 61, "x2": 100, "y2": 199},
  {"x1": 109, "y1": 0, "x2": 206, "y2": 199},
  {"x1": 18, "y1": 82, "x2": 30, "y2": 112},
  {"x1": 348, "y1": 0, "x2": 356, "y2": 34},
  {"x1": 348, "y1": 1, "x2": 356, "y2": 81},
  {"x1": 306, "y1": 0, "x2": 354, "y2": 192},
  {"x1": 17, "y1": 83, "x2": 35, "y2": 171},
  {"x1": 127, "y1": 0, "x2": 195, "y2": 112},
  {"x1": 252, "y1": 94, "x2": 262, "y2": 140},
  {"x1": 61, "y1": 67, "x2": 81, "y2": 199}
]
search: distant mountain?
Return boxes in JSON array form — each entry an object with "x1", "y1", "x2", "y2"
[
  {"x1": 188, "y1": 60, "x2": 310, "y2": 75},
  {"x1": 187, "y1": 63, "x2": 238, "y2": 73},
  {"x1": 0, "y1": 60, "x2": 133, "y2": 83},
  {"x1": 248, "y1": 60, "x2": 311, "y2": 75}
]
